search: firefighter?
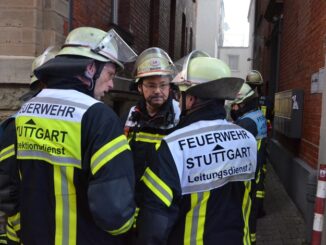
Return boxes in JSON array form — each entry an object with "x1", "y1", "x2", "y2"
[
  {"x1": 0, "y1": 27, "x2": 137, "y2": 245},
  {"x1": 122, "y1": 47, "x2": 181, "y2": 244},
  {"x1": 245, "y1": 70, "x2": 270, "y2": 216},
  {"x1": 136, "y1": 52, "x2": 257, "y2": 244},
  {"x1": 0, "y1": 45, "x2": 59, "y2": 245},
  {"x1": 230, "y1": 82, "x2": 268, "y2": 244},
  {"x1": 245, "y1": 70, "x2": 272, "y2": 133},
  {"x1": 123, "y1": 47, "x2": 181, "y2": 198}
]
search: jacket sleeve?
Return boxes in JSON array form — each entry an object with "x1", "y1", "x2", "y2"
[
  {"x1": 136, "y1": 140, "x2": 181, "y2": 245},
  {"x1": 82, "y1": 103, "x2": 136, "y2": 236},
  {"x1": 0, "y1": 120, "x2": 20, "y2": 216},
  {"x1": 237, "y1": 117, "x2": 258, "y2": 138}
]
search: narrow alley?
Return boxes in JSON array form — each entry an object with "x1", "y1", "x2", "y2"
[{"x1": 256, "y1": 162, "x2": 308, "y2": 244}]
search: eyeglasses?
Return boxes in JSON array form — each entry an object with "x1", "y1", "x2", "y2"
[{"x1": 142, "y1": 83, "x2": 170, "y2": 90}]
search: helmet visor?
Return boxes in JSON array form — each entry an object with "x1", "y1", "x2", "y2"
[
  {"x1": 171, "y1": 50, "x2": 210, "y2": 91},
  {"x1": 133, "y1": 47, "x2": 176, "y2": 78},
  {"x1": 94, "y1": 29, "x2": 137, "y2": 64}
]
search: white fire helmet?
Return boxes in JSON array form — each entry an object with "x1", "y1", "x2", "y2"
[
  {"x1": 172, "y1": 50, "x2": 244, "y2": 100},
  {"x1": 57, "y1": 27, "x2": 137, "y2": 71},
  {"x1": 246, "y1": 70, "x2": 263, "y2": 86},
  {"x1": 232, "y1": 83, "x2": 257, "y2": 105},
  {"x1": 30, "y1": 46, "x2": 60, "y2": 88},
  {"x1": 133, "y1": 47, "x2": 175, "y2": 81}
]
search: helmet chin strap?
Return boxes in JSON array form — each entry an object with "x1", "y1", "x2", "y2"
[
  {"x1": 84, "y1": 62, "x2": 97, "y2": 91},
  {"x1": 180, "y1": 91, "x2": 188, "y2": 118}
]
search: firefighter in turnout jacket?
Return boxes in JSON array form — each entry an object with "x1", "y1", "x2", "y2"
[
  {"x1": 245, "y1": 70, "x2": 270, "y2": 216},
  {"x1": 123, "y1": 47, "x2": 181, "y2": 201},
  {"x1": 0, "y1": 27, "x2": 137, "y2": 245},
  {"x1": 230, "y1": 83, "x2": 268, "y2": 244},
  {"x1": 136, "y1": 51, "x2": 258, "y2": 245}
]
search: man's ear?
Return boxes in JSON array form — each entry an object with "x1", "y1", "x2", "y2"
[
  {"x1": 186, "y1": 94, "x2": 196, "y2": 109},
  {"x1": 85, "y1": 62, "x2": 96, "y2": 79},
  {"x1": 137, "y1": 83, "x2": 143, "y2": 94}
]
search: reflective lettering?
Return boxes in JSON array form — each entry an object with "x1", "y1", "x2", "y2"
[
  {"x1": 177, "y1": 130, "x2": 251, "y2": 150},
  {"x1": 19, "y1": 103, "x2": 76, "y2": 118},
  {"x1": 185, "y1": 147, "x2": 251, "y2": 169},
  {"x1": 16, "y1": 126, "x2": 68, "y2": 143}
]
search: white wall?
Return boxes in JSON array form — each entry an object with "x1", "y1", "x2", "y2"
[
  {"x1": 195, "y1": 0, "x2": 223, "y2": 57},
  {"x1": 247, "y1": 0, "x2": 255, "y2": 70},
  {"x1": 219, "y1": 47, "x2": 251, "y2": 79}
]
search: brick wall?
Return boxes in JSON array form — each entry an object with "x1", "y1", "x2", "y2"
[
  {"x1": 117, "y1": 0, "x2": 195, "y2": 58},
  {"x1": 0, "y1": 0, "x2": 197, "y2": 120},
  {"x1": 255, "y1": 0, "x2": 326, "y2": 169},
  {"x1": 278, "y1": 0, "x2": 325, "y2": 168},
  {"x1": 72, "y1": 0, "x2": 112, "y2": 30}
]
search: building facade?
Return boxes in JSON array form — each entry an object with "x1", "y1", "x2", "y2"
[
  {"x1": 0, "y1": 0, "x2": 197, "y2": 119},
  {"x1": 195, "y1": 0, "x2": 224, "y2": 57},
  {"x1": 250, "y1": 0, "x2": 326, "y2": 242}
]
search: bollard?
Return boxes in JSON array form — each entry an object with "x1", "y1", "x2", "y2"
[{"x1": 311, "y1": 165, "x2": 326, "y2": 245}]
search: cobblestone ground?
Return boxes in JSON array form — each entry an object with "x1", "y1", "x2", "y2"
[{"x1": 256, "y1": 163, "x2": 308, "y2": 245}]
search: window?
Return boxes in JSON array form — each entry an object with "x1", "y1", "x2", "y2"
[{"x1": 228, "y1": 55, "x2": 239, "y2": 70}]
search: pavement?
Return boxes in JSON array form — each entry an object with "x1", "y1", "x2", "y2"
[{"x1": 256, "y1": 162, "x2": 308, "y2": 244}]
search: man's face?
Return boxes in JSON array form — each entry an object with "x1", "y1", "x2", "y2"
[
  {"x1": 138, "y1": 75, "x2": 171, "y2": 109},
  {"x1": 94, "y1": 63, "x2": 116, "y2": 100},
  {"x1": 231, "y1": 103, "x2": 240, "y2": 111}
]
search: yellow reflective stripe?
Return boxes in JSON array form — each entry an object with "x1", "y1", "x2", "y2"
[
  {"x1": 141, "y1": 167, "x2": 173, "y2": 207},
  {"x1": 91, "y1": 135, "x2": 130, "y2": 175},
  {"x1": 262, "y1": 163, "x2": 267, "y2": 173},
  {"x1": 255, "y1": 169, "x2": 261, "y2": 184},
  {"x1": 184, "y1": 192, "x2": 209, "y2": 245},
  {"x1": 257, "y1": 139, "x2": 261, "y2": 150},
  {"x1": 135, "y1": 132, "x2": 164, "y2": 144},
  {"x1": 54, "y1": 166, "x2": 63, "y2": 245},
  {"x1": 242, "y1": 181, "x2": 252, "y2": 245},
  {"x1": 256, "y1": 191, "x2": 265, "y2": 198},
  {"x1": 6, "y1": 224, "x2": 19, "y2": 242},
  {"x1": 133, "y1": 207, "x2": 140, "y2": 228},
  {"x1": 8, "y1": 212, "x2": 20, "y2": 231},
  {"x1": 155, "y1": 141, "x2": 162, "y2": 150},
  {"x1": 261, "y1": 105, "x2": 267, "y2": 116},
  {"x1": 196, "y1": 192, "x2": 210, "y2": 245},
  {"x1": 54, "y1": 166, "x2": 77, "y2": 245},
  {"x1": 108, "y1": 214, "x2": 135, "y2": 235},
  {"x1": 67, "y1": 167, "x2": 77, "y2": 245},
  {"x1": 0, "y1": 144, "x2": 15, "y2": 161},
  {"x1": 184, "y1": 193, "x2": 198, "y2": 245},
  {"x1": 251, "y1": 233, "x2": 256, "y2": 242}
]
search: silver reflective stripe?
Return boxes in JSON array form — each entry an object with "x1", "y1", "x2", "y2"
[
  {"x1": 165, "y1": 124, "x2": 239, "y2": 143},
  {"x1": 0, "y1": 145, "x2": 15, "y2": 160},
  {"x1": 29, "y1": 97, "x2": 90, "y2": 110},
  {"x1": 91, "y1": 139, "x2": 127, "y2": 172},
  {"x1": 18, "y1": 150, "x2": 80, "y2": 167},
  {"x1": 143, "y1": 170, "x2": 172, "y2": 205},
  {"x1": 190, "y1": 192, "x2": 204, "y2": 245},
  {"x1": 183, "y1": 173, "x2": 254, "y2": 194},
  {"x1": 61, "y1": 166, "x2": 70, "y2": 245}
]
